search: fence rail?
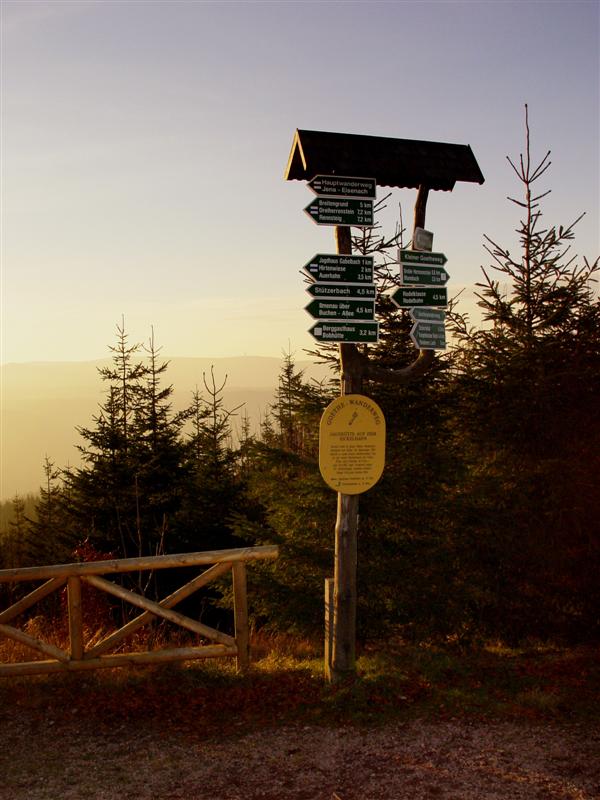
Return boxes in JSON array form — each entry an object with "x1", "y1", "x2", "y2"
[{"x1": 0, "y1": 545, "x2": 278, "y2": 677}]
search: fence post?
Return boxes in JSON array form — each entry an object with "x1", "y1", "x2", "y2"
[
  {"x1": 324, "y1": 577, "x2": 334, "y2": 681},
  {"x1": 232, "y1": 562, "x2": 249, "y2": 673},
  {"x1": 67, "y1": 576, "x2": 83, "y2": 661}
]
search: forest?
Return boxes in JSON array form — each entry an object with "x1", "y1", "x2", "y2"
[{"x1": 1, "y1": 119, "x2": 599, "y2": 649}]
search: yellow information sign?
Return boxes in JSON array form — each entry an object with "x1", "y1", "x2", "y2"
[{"x1": 319, "y1": 394, "x2": 386, "y2": 495}]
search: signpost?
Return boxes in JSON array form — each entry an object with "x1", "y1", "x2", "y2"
[
  {"x1": 399, "y1": 250, "x2": 447, "y2": 267},
  {"x1": 309, "y1": 321, "x2": 379, "y2": 343},
  {"x1": 306, "y1": 283, "x2": 376, "y2": 299},
  {"x1": 286, "y1": 128, "x2": 484, "y2": 686},
  {"x1": 396, "y1": 248, "x2": 449, "y2": 350},
  {"x1": 304, "y1": 198, "x2": 374, "y2": 227},
  {"x1": 410, "y1": 307, "x2": 446, "y2": 324},
  {"x1": 410, "y1": 321, "x2": 446, "y2": 350},
  {"x1": 391, "y1": 287, "x2": 448, "y2": 308},
  {"x1": 413, "y1": 227, "x2": 434, "y2": 251},
  {"x1": 401, "y1": 264, "x2": 449, "y2": 286},
  {"x1": 303, "y1": 254, "x2": 374, "y2": 284},
  {"x1": 308, "y1": 175, "x2": 376, "y2": 199},
  {"x1": 305, "y1": 299, "x2": 375, "y2": 320}
]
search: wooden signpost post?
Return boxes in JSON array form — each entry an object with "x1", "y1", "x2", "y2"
[{"x1": 285, "y1": 129, "x2": 484, "y2": 682}]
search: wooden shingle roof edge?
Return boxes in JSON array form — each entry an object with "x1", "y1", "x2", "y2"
[{"x1": 284, "y1": 129, "x2": 485, "y2": 191}]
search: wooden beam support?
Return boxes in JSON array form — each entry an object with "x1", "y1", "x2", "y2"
[
  {"x1": 87, "y1": 560, "x2": 233, "y2": 658},
  {"x1": 327, "y1": 224, "x2": 362, "y2": 684},
  {"x1": 0, "y1": 623, "x2": 70, "y2": 663},
  {"x1": 0, "y1": 545, "x2": 279, "y2": 584},
  {"x1": 0, "y1": 644, "x2": 238, "y2": 677},
  {"x1": 83, "y1": 575, "x2": 236, "y2": 647},
  {"x1": 232, "y1": 562, "x2": 249, "y2": 673},
  {"x1": 67, "y1": 576, "x2": 84, "y2": 661},
  {"x1": 0, "y1": 577, "x2": 65, "y2": 624}
]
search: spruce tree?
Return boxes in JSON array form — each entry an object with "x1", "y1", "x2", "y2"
[
  {"x1": 27, "y1": 457, "x2": 75, "y2": 565},
  {"x1": 230, "y1": 353, "x2": 337, "y2": 636},
  {"x1": 450, "y1": 106, "x2": 600, "y2": 641}
]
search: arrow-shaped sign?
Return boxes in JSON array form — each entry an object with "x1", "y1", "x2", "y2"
[
  {"x1": 391, "y1": 287, "x2": 448, "y2": 308},
  {"x1": 399, "y1": 250, "x2": 448, "y2": 267},
  {"x1": 305, "y1": 299, "x2": 375, "y2": 321},
  {"x1": 308, "y1": 175, "x2": 376, "y2": 199},
  {"x1": 303, "y1": 254, "x2": 374, "y2": 284},
  {"x1": 309, "y1": 321, "x2": 379, "y2": 343},
  {"x1": 410, "y1": 308, "x2": 446, "y2": 323},
  {"x1": 410, "y1": 322, "x2": 446, "y2": 350},
  {"x1": 401, "y1": 264, "x2": 450, "y2": 286},
  {"x1": 307, "y1": 283, "x2": 376, "y2": 299},
  {"x1": 304, "y1": 198, "x2": 374, "y2": 227}
]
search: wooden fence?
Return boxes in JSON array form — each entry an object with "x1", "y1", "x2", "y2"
[{"x1": 0, "y1": 545, "x2": 278, "y2": 677}]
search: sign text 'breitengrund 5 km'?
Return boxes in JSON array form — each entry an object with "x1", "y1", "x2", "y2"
[{"x1": 304, "y1": 197, "x2": 374, "y2": 227}]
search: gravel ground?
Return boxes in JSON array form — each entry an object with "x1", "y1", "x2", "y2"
[{"x1": 2, "y1": 711, "x2": 599, "y2": 800}]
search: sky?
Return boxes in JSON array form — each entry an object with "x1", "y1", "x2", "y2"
[{"x1": 1, "y1": 0, "x2": 599, "y2": 364}]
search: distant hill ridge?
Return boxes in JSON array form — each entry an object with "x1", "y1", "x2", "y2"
[{"x1": 1, "y1": 356, "x2": 333, "y2": 501}]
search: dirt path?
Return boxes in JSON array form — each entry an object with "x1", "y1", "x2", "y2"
[{"x1": 2, "y1": 712, "x2": 598, "y2": 800}]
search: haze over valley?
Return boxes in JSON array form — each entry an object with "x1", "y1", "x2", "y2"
[{"x1": 1, "y1": 355, "x2": 332, "y2": 501}]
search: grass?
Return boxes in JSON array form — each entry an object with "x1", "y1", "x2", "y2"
[{"x1": 2, "y1": 627, "x2": 598, "y2": 734}]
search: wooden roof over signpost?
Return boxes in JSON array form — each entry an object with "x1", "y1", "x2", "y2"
[{"x1": 284, "y1": 129, "x2": 484, "y2": 191}]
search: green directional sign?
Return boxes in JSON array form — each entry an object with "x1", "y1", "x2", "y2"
[
  {"x1": 391, "y1": 287, "x2": 448, "y2": 308},
  {"x1": 310, "y1": 321, "x2": 379, "y2": 343},
  {"x1": 304, "y1": 198, "x2": 374, "y2": 227},
  {"x1": 308, "y1": 175, "x2": 376, "y2": 199},
  {"x1": 410, "y1": 307, "x2": 446, "y2": 323},
  {"x1": 399, "y1": 250, "x2": 447, "y2": 267},
  {"x1": 401, "y1": 264, "x2": 449, "y2": 286},
  {"x1": 303, "y1": 254, "x2": 374, "y2": 283},
  {"x1": 307, "y1": 283, "x2": 376, "y2": 299},
  {"x1": 410, "y1": 322, "x2": 446, "y2": 350},
  {"x1": 305, "y1": 298, "x2": 375, "y2": 320}
]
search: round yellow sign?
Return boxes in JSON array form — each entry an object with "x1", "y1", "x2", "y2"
[{"x1": 319, "y1": 394, "x2": 386, "y2": 495}]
